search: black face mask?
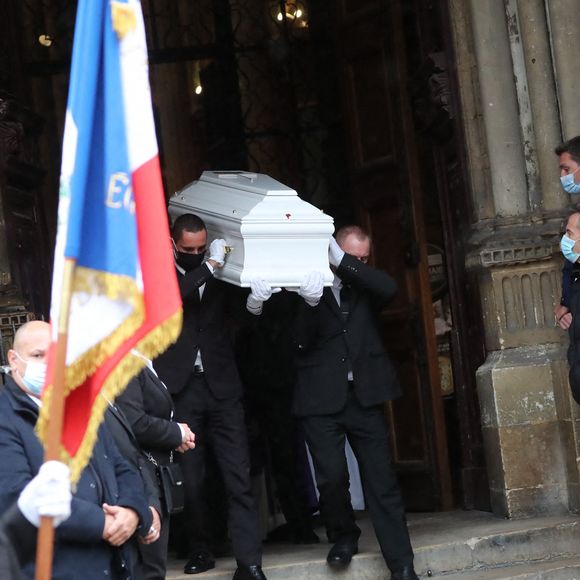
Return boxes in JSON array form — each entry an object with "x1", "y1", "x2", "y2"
[{"x1": 176, "y1": 251, "x2": 205, "y2": 272}]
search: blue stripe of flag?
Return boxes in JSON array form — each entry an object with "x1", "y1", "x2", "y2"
[{"x1": 64, "y1": 0, "x2": 138, "y2": 279}]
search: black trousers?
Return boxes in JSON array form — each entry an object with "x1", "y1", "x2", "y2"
[
  {"x1": 137, "y1": 512, "x2": 170, "y2": 580},
  {"x1": 246, "y1": 385, "x2": 315, "y2": 536},
  {"x1": 173, "y1": 373, "x2": 262, "y2": 567},
  {"x1": 301, "y1": 389, "x2": 414, "y2": 572}
]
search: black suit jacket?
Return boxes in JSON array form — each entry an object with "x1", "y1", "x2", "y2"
[
  {"x1": 291, "y1": 253, "x2": 401, "y2": 417},
  {"x1": 154, "y1": 264, "x2": 245, "y2": 399},
  {"x1": 116, "y1": 367, "x2": 182, "y2": 466}
]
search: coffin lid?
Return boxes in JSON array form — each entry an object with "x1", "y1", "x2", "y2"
[{"x1": 171, "y1": 171, "x2": 330, "y2": 224}]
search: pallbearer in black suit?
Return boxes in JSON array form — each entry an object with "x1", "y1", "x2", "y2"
[
  {"x1": 290, "y1": 226, "x2": 419, "y2": 580},
  {"x1": 154, "y1": 214, "x2": 266, "y2": 580},
  {"x1": 115, "y1": 353, "x2": 195, "y2": 580}
]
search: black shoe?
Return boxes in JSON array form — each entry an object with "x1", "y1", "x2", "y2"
[
  {"x1": 326, "y1": 541, "x2": 358, "y2": 568},
  {"x1": 183, "y1": 552, "x2": 215, "y2": 574},
  {"x1": 233, "y1": 564, "x2": 267, "y2": 580},
  {"x1": 391, "y1": 564, "x2": 419, "y2": 580}
]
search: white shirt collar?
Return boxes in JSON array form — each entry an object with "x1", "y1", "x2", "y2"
[
  {"x1": 131, "y1": 349, "x2": 155, "y2": 371},
  {"x1": 27, "y1": 393, "x2": 42, "y2": 407}
]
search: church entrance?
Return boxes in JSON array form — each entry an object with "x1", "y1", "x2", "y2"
[{"x1": 1, "y1": 0, "x2": 489, "y2": 510}]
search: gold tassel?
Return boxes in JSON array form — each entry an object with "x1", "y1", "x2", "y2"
[
  {"x1": 111, "y1": 1, "x2": 137, "y2": 39},
  {"x1": 37, "y1": 308, "x2": 183, "y2": 486}
]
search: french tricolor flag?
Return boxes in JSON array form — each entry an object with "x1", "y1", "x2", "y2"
[{"x1": 37, "y1": 0, "x2": 182, "y2": 484}]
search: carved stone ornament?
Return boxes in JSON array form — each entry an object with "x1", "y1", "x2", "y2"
[{"x1": 478, "y1": 241, "x2": 558, "y2": 268}]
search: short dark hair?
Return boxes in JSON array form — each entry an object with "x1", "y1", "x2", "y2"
[
  {"x1": 555, "y1": 136, "x2": 580, "y2": 164},
  {"x1": 335, "y1": 225, "x2": 370, "y2": 245},
  {"x1": 171, "y1": 213, "x2": 206, "y2": 241}
]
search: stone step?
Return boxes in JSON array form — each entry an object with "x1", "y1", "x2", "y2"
[
  {"x1": 412, "y1": 511, "x2": 580, "y2": 577},
  {"x1": 165, "y1": 511, "x2": 580, "y2": 579},
  {"x1": 436, "y1": 556, "x2": 580, "y2": 578}
]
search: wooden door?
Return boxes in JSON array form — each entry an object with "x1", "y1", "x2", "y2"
[{"x1": 335, "y1": 0, "x2": 452, "y2": 510}]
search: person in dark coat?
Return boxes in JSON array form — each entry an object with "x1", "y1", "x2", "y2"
[
  {"x1": 0, "y1": 460, "x2": 72, "y2": 580},
  {"x1": 0, "y1": 321, "x2": 152, "y2": 580},
  {"x1": 555, "y1": 212, "x2": 580, "y2": 403},
  {"x1": 288, "y1": 227, "x2": 418, "y2": 580},
  {"x1": 154, "y1": 213, "x2": 266, "y2": 580},
  {"x1": 553, "y1": 137, "x2": 580, "y2": 332},
  {"x1": 116, "y1": 354, "x2": 196, "y2": 579},
  {"x1": 104, "y1": 398, "x2": 165, "y2": 577}
]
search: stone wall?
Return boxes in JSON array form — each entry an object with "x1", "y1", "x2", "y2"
[{"x1": 448, "y1": 0, "x2": 580, "y2": 517}]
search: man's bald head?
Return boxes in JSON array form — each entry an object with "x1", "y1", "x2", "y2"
[
  {"x1": 336, "y1": 225, "x2": 371, "y2": 263},
  {"x1": 8, "y1": 321, "x2": 50, "y2": 395},
  {"x1": 12, "y1": 321, "x2": 50, "y2": 352}
]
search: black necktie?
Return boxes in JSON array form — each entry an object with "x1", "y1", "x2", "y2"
[
  {"x1": 190, "y1": 287, "x2": 200, "y2": 307},
  {"x1": 340, "y1": 285, "x2": 350, "y2": 320}
]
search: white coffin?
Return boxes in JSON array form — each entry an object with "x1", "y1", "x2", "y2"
[{"x1": 168, "y1": 171, "x2": 334, "y2": 288}]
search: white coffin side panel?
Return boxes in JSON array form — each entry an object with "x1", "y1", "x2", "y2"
[{"x1": 168, "y1": 171, "x2": 334, "y2": 288}]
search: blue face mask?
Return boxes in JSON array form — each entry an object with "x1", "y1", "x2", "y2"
[
  {"x1": 560, "y1": 167, "x2": 580, "y2": 194},
  {"x1": 561, "y1": 234, "x2": 580, "y2": 263},
  {"x1": 13, "y1": 351, "x2": 46, "y2": 396}
]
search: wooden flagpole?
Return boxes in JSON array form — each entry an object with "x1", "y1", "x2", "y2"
[{"x1": 35, "y1": 258, "x2": 75, "y2": 580}]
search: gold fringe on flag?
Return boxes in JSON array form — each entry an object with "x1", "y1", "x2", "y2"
[
  {"x1": 63, "y1": 267, "x2": 144, "y2": 395},
  {"x1": 111, "y1": 1, "x2": 137, "y2": 39},
  {"x1": 37, "y1": 308, "x2": 182, "y2": 486}
]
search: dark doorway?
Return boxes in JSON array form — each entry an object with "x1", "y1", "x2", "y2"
[{"x1": 2, "y1": 0, "x2": 488, "y2": 510}]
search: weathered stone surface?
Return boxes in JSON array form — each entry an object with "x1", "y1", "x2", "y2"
[
  {"x1": 166, "y1": 512, "x2": 580, "y2": 579},
  {"x1": 477, "y1": 346, "x2": 565, "y2": 427},
  {"x1": 479, "y1": 261, "x2": 565, "y2": 351},
  {"x1": 502, "y1": 486, "x2": 569, "y2": 519},
  {"x1": 481, "y1": 427, "x2": 503, "y2": 490},
  {"x1": 492, "y1": 366, "x2": 556, "y2": 426},
  {"x1": 499, "y1": 423, "x2": 565, "y2": 488},
  {"x1": 476, "y1": 345, "x2": 573, "y2": 517},
  {"x1": 551, "y1": 356, "x2": 574, "y2": 421},
  {"x1": 558, "y1": 421, "x2": 579, "y2": 485},
  {"x1": 438, "y1": 557, "x2": 580, "y2": 578},
  {"x1": 566, "y1": 482, "x2": 580, "y2": 513},
  {"x1": 482, "y1": 422, "x2": 568, "y2": 516}
]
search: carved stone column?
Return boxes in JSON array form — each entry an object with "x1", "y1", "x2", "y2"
[
  {"x1": 546, "y1": 0, "x2": 580, "y2": 138},
  {"x1": 516, "y1": 0, "x2": 565, "y2": 212},
  {"x1": 471, "y1": 238, "x2": 572, "y2": 516},
  {"x1": 449, "y1": 0, "x2": 578, "y2": 517},
  {"x1": 468, "y1": 0, "x2": 527, "y2": 217}
]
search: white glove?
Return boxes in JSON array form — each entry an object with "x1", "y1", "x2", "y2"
[
  {"x1": 18, "y1": 461, "x2": 72, "y2": 528},
  {"x1": 328, "y1": 236, "x2": 345, "y2": 267},
  {"x1": 299, "y1": 271, "x2": 324, "y2": 307},
  {"x1": 246, "y1": 279, "x2": 280, "y2": 315},
  {"x1": 209, "y1": 239, "x2": 228, "y2": 266}
]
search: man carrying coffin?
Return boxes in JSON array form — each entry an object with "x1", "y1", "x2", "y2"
[
  {"x1": 154, "y1": 213, "x2": 266, "y2": 580},
  {"x1": 249, "y1": 226, "x2": 418, "y2": 580}
]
